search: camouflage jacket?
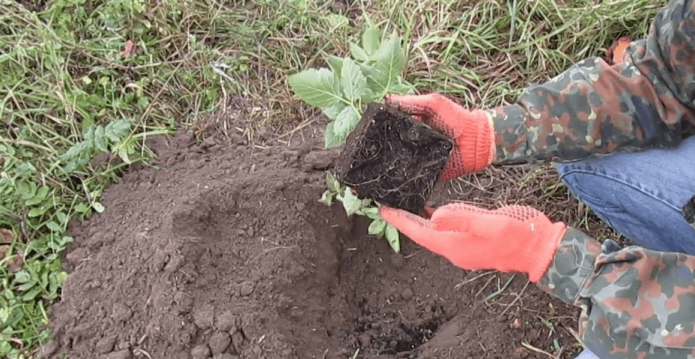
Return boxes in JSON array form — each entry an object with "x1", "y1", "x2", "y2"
[{"x1": 487, "y1": 0, "x2": 695, "y2": 357}]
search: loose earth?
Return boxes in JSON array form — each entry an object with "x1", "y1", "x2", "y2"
[{"x1": 44, "y1": 127, "x2": 579, "y2": 359}]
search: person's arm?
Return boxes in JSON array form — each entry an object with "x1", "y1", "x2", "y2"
[
  {"x1": 538, "y1": 229, "x2": 695, "y2": 358},
  {"x1": 492, "y1": 0, "x2": 695, "y2": 164}
]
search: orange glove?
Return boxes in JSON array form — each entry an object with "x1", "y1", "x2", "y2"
[
  {"x1": 607, "y1": 37, "x2": 631, "y2": 64},
  {"x1": 386, "y1": 93, "x2": 495, "y2": 181},
  {"x1": 379, "y1": 203, "x2": 567, "y2": 282}
]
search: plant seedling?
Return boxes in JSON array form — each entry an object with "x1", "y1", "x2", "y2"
[
  {"x1": 334, "y1": 103, "x2": 452, "y2": 215},
  {"x1": 288, "y1": 23, "x2": 420, "y2": 252}
]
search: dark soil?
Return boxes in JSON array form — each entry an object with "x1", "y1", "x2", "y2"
[
  {"x1": 335, "y1": 104, "x2": 453, "y2": 215},
  {"x1": 44, "y1": 125, "x2": 581, "y2": 359}
]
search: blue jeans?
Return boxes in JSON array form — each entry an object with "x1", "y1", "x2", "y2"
[
  {"x1": 555, "y1": 135, "x2": 695, "y2": 359},
  {"x1": 556, "y1": 135, "x2": 695, "y2": 254}
]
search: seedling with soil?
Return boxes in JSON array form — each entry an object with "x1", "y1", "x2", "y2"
[
  {"x1": 288, "y1": 25, "x2": 451, "y2": 250},
  {"x1": 335, "y1": 103, "x2": 452, "y2": 215}
]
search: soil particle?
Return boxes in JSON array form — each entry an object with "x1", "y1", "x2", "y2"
[
  {"x1": 231, "y1": 330, "x2": 245, "y2": 351},
  {"x1": 239, "y1": 282, "x2": 255, "y2": 296},
  {"x1": 401, "y1": 287, "x2": 414, "y2": 301},
  {"x1": 216, "y1": 311, "x2": 238, "y2": 332},
  {"x1": 106, "y1": 350, "x2": 132, "y2": 359},
  {"x1": 302, "y1": 148, "x2": 338, "y2": 170},
  {"x1": 390, "y1": 253, "x2": 405, "y2": 269},
  {"x1": 96, "y1": 336, "x2": 117, "y2": 354},
  {"x1": 41, "y1": 341, "x2": 59, "y2": 357},
  {"x1": 209, "y1": 332, "x2": 231, "y2": 354},
  {"x1": 193, "y1": 304, "x2": 215, "y2": 330},
  {"x1": 191, "y1": 344, "x2": 211, "y2": 359}
]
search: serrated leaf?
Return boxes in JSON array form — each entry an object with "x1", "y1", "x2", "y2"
[
  {"x1": 385, "y1": 224, "x2": 400, "y2": 252},
  {"x1": 323, "y1": 103, "x2": 346, "y2": 120},
  {"x1": 288, "y1": 68, "x2": 342, "y2": 108},
  {"x1": 326, "y1": 171, "x2": 340, "y2": 192},
  {"x1": 341, "y1": 58, "x2": 367, "y2": 101},
  {"x1": 326, "y1": 55, "x2": 344, "y2": 74},
  {"x1": 362, "y1": 27, "x2": 381, "y2": 54},
  {"x1": 94, "y1": 127, "x2": 109, "y2": 152},
  {"x1": 349, "y1": 43, "x2": 369, "y2": 62},
  {"x1": 368, "y1": 218, "x2": 387, "y2": 235},
  {"x1": 342, "y1": 188, "x2": 361, "y2": 216},
  {"x1": 92, "y1": 202, "x2": 105, "y2": 213},
  {"x1": 105, "y1": 119, "x2": 131, "y2": 143},
  {"x1": 325, "y1": 122, "x2": 344, "y2": 148},
  {"x1": 367, "y1": 34, "x2": 406, "y2": 96},
  {"x1": 360, "y1": 88, "x2": 378, "y2": 103},
  {"x1": 334, "y1": 106, "x2": 360, "y2": 138}
]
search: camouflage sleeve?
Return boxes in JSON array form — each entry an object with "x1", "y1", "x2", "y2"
[
  {"x1": 490, "y1": 0, "x2": 695, "y2": 164},
  {"x1": 538, "y1": 228, "x2": 695, "y2": 358}
]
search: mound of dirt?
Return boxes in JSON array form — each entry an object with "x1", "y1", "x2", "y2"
[{"x1": 43, "y1": 129, "x2": 580, "y2": 359}]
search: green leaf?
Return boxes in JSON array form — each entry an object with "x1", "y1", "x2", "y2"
[
  {"x1": 92, "y1": 202, "x2": 105, "y2": 213},
  {"x1": 94, "y1": 126, "x2": 108, "y2": 152},
  {"x1": 362, "y1": 27, "x2": 381, "y2": 54},
  {"x1": 360, "y1": 88, "x2": 378, "y2": 103},
  {"x1": 46, "y1": 221, "x2": 62, "y2": 232},
  {"x1": 36, "y1": 185, "x2": 49, "y2": 199},
  {"x1": 349, "y1": 43, "x2": 369, "y2": 62},
  {"x1": 288, "y1": 68, "x2": 342, "y2": 108},
  {"x1": 325, "y1": 122, "x2": 344, "y2": 148},
  {"x1": 333, "y1": 106, "x2": 360, "y2": 138},
  {"x1": 22, "y1": 287, "x2": 43, "y2": 301},
  {"x1": 28, "y1": 206, "x2": 47, "y2": 217},
  {"x1": 368, "y1": 218, "x2": 386, "y2": 236},
  {"x1": 75, "y1": 203, "x2": 89, "y2": 213},
  {"x1": 366, "y1": 34, "x2": 406, "y2": 95},
  {"x1": 105, "y1": 119, "x2": 131, "y2": 143},
  {"x1": 323, "y1": 103, "x2": 346, "y2": 120},
  {"x1": 388, "y1": 83, "x2": 415, "y2": 95},
  {"x1": 342, "y1": 188, "x2": 361, "y2": 216},
  {"x1": 326, "y1": 55, "x2": 344, "y2": 74},
  {"x1": 385, "y1": 224, "x2": 400, "y2": 252},
  {"x1": 15, "y1": 270, "x2": 31, "y2": 283},
  {"x1": 326, "y1": 171, "x2": 340, "y2": 192},
  {"x1": 361, "y1": 206, "x2": 379, "y2": 219},
  {"x1": 341, "y1": 58, "x2": 367, "y2": 101},
  {"x1": 320, "y1": 190, "x2": 335, "y2": 206},
  {"x1": 25, "y1": 196, "x2": 44, "y2": 206}
]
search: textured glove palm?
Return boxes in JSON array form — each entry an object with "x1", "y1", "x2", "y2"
[
  {"x1": 380, "y1": 203, "x2": 567, "y2": 282},
  {"x1": 386, "y1": 93, "x2": 495, "y2": 181}
]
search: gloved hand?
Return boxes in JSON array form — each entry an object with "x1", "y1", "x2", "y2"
[
  {"x1": 607, "y1": 37, "x2": 631, "y2": 64},
  {"x1": 386, "y1": 93, "x2": 495, "y2": 181},
  {"x1": 379, "y1": 203, "x2": 567, "y2": 282}
]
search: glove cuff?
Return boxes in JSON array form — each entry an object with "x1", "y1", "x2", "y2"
[
  {"x1": 526, "y1": 221, "x2": 567, "y2": 282},
  {"x1": 442, "y1": 109, "x2": 495, "y2": 180}
]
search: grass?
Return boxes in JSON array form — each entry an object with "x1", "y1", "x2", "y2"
[{"x1": 0, "y1": 0, "x2": 665, "y2": 357}]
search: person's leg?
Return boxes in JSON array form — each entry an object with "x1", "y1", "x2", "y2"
[
  {"x1": 556, "y1": 136, "x2": 695, "y2": 359},
  {"x1": 555, "y1": 135, "x2": 695, "y2": 254}
]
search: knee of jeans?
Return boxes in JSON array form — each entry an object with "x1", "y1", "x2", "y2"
[{"x1": 558, "y1": 169, "x2": 622, "y2": 213}]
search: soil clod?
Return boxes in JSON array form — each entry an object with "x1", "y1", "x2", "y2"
[{"x1": 335, "y1": 103, "x2": 453, "y2": 215}]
